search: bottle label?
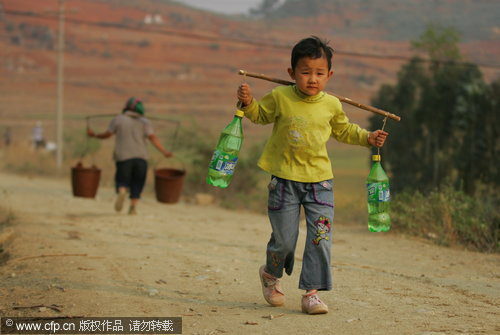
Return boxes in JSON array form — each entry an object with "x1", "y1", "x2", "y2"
[
  {"x1": 209, "y1": 150, "x2": 238, "y2": 175},
  {"x1": 367, "y1": 182, "x2": 390, "y2": 202}
]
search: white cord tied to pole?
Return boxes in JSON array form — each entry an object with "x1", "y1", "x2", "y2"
[
  {"x1": 377, "y1": 116, "x2": 388, "y2": 156},
  {"x1": 237, "y1": 71, "x2": 247, "y2": 110}
]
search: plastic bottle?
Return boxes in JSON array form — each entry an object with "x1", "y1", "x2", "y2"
[
  {"x1": 206, "y1": 110, "x2": 244, "y2": 188},
  {"x1": 366, "y1": 154, "x2": 391, "y2": 232}
]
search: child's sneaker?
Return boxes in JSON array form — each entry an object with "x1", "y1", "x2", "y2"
[
  {"x1": 259, "y1": 265, "x2": 285, "y2": 306},
  {"x1": 301, "y1": 290, "x2": 328, "y2": 314},
  {"x1": 114, "y1": 189, "x2": 127, "y2": 212}
]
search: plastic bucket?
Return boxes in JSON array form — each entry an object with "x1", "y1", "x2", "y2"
[
  {"x1": 71, "y1": 163, "x2": 101, "y2": 198},
  {"x1": 154, "y1": 168, "x2": 185, "y2": 204}
]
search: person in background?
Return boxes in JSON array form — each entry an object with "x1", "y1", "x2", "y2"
[
  {"x1": 32, "y1": 121, "x2": 45, "y2": 150},
  {"x1": 3, "y1": 126, "x2": 11, "y2": 147},
  {"x1": 87, "y1": 97, "x2": 173, "y2": 215}
]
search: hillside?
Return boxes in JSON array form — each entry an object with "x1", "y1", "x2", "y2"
[
  {"x1": 252, "y1": 0, "x2": 500, "y2": 42},
  {"x1": 0, "y1": 0, "x2": 498, "y2": 146}
]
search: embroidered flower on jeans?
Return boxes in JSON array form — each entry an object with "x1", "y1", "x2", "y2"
[{"x1": 312, "y1": 216, "x2": 331, "y2": 245}]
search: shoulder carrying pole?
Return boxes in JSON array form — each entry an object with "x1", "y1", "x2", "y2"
[{"x1": 238, "y1": 70, "x2": 401, "y2": 122}]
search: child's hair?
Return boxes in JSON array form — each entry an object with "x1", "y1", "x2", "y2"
[{"x1": 291, "y1": 36, "x2": 334, "y2": 71}]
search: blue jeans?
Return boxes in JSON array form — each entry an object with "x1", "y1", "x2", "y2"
[{"x1": 265, "y1": 176, "x2": 334, "y2": 291}]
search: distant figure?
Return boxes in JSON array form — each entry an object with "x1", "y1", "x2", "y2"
[
  {"x1": 32, "y1": 121, "x2": 45, "y2": 150},
  {"x1": 3, "y1": 127, "x2": 11, "y2": 147},
  {"x1": 87, "y1": 97, "x2": 173, "y2": 215}
]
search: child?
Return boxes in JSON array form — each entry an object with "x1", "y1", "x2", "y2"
[
  {"x1": 87, "y1": 97, "x2": 173, "y2": 215},
  {"x1": 237, "y1": 36, "x2": 388, "y2": 314}
]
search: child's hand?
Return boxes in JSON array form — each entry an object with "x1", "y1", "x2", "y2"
[
  {"x1": 237, "y1": 83, "x2": 253, "y2": 106},
  {"x1": 368, "y1": 130, "x2": 389, "y2": 147}
]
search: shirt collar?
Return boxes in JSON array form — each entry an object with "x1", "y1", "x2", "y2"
[
  {"x1": 292, "y1": 85, "x2": 325, "y2": 102},
  {"x1": 124, "y1": 111, "x2": 142, "y2": 118}
]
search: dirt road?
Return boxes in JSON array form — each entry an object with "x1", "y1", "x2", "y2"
[{"x1": 0, "y1": 171, "x2": 498, "y2": 335}]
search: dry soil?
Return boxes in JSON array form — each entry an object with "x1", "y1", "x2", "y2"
[{"x1": 0, "y1": 171, "x2": 499, "y2": 335}]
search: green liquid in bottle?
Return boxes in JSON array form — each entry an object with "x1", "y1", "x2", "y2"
[
  {"x1": 206, "y1": 111, "x2": 243, "y2": 188},
  {"x1": 367, "y1": 155, "x2": 391, "y2": 232}
]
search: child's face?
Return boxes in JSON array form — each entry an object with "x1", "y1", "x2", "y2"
[{"x1": 288, "y1": 56, "x2": 333, "y2": 96}]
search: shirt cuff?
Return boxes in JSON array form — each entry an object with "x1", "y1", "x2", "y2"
[
  {"x1": 240, "y1": 99, "x2": 257, "y2": 117},
  {"x1": 363, "y1": 131, "x2": 371, "y2": 148}
]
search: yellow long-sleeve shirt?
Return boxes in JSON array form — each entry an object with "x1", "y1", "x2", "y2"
[{"x1": 242, "y1": 85, "x2": 370, "y2": 182}]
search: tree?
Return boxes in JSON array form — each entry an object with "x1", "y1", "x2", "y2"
[
  {"x1": 454, "y1": 76, "x2": 500, "y2": 194},
  {"x1": 411, "y1": 23, "x2": 462, "y2": 61},
  {"x1": 370, "y1": 58, "x2": 429, "y2": 191},
  {"x1": 369, "y1": 25, "x2": 498, "y2": 196}
]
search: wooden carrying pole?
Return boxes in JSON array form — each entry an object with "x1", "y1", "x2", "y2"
[{"x1": 238, "y1": 70, "x2": 401, "y2": 122}]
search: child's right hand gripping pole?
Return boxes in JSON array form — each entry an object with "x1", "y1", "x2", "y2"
[{"x1": 237, "y1": 83, "x2": 253, "y2": 107}]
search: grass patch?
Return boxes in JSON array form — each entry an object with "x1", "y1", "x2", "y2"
[
  {"x1": 2, "y1": 144, "x2": 60, "y2": 176},
  {"x1": 0, "y1": 121, "x2": 373, "y2": 219},
  {"x1": 330, "y1": 142, "x2": 371, "y2": 225},
  {"x1": 0, "y1": 207, "x2": 15, "y2": 228},
  {"x1": 0, "y1": 120, "x2": 373, "y2": 222},
  {"x1": 6, "y1": 121, "x2": 497, "y2": 253},
  {"x1": 391, "y1": 186, "x2": 499, "y2": 253},
  {"x1": 162, "y1": 121, "x2": 269, "y2": 213},
  {"x1": 173, "y1": 126, "x2": 374, "y2": 217},
  {"x1": 0, "y1": 206, "x2": 15, "y2": 265}
]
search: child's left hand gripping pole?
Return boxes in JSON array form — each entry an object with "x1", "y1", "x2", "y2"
[{"x1": 369, "y1": 129, "x2": 389, "y2": 148}]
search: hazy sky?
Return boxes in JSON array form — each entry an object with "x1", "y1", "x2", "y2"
[{"x1": 173, "y1": 0, "x2": 263, "y2": 14}]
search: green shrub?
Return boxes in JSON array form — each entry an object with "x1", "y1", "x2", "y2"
[
  {"x1": 65, "y1": 131, "x2": 101, "y2": 159},
  {"x1": 0, "y1": 207, "x2": 15, "y2": 228},
  {"x1": 156, "y1": 121, "x2": 268, "y2": 212},
  {"x1": 391, "y1": 186, "x2": 499, "y2": 252},
  {"x1": 218, "y1": 140, "x2": 267, "y2": 212}
]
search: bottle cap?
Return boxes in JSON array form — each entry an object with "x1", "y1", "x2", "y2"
[
  {"x1": 372, "y1": 155, "x2": 381, "y2": 161},
  {"x1": 234, "y1": 110, "x2": 244, "y2": 118}
]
